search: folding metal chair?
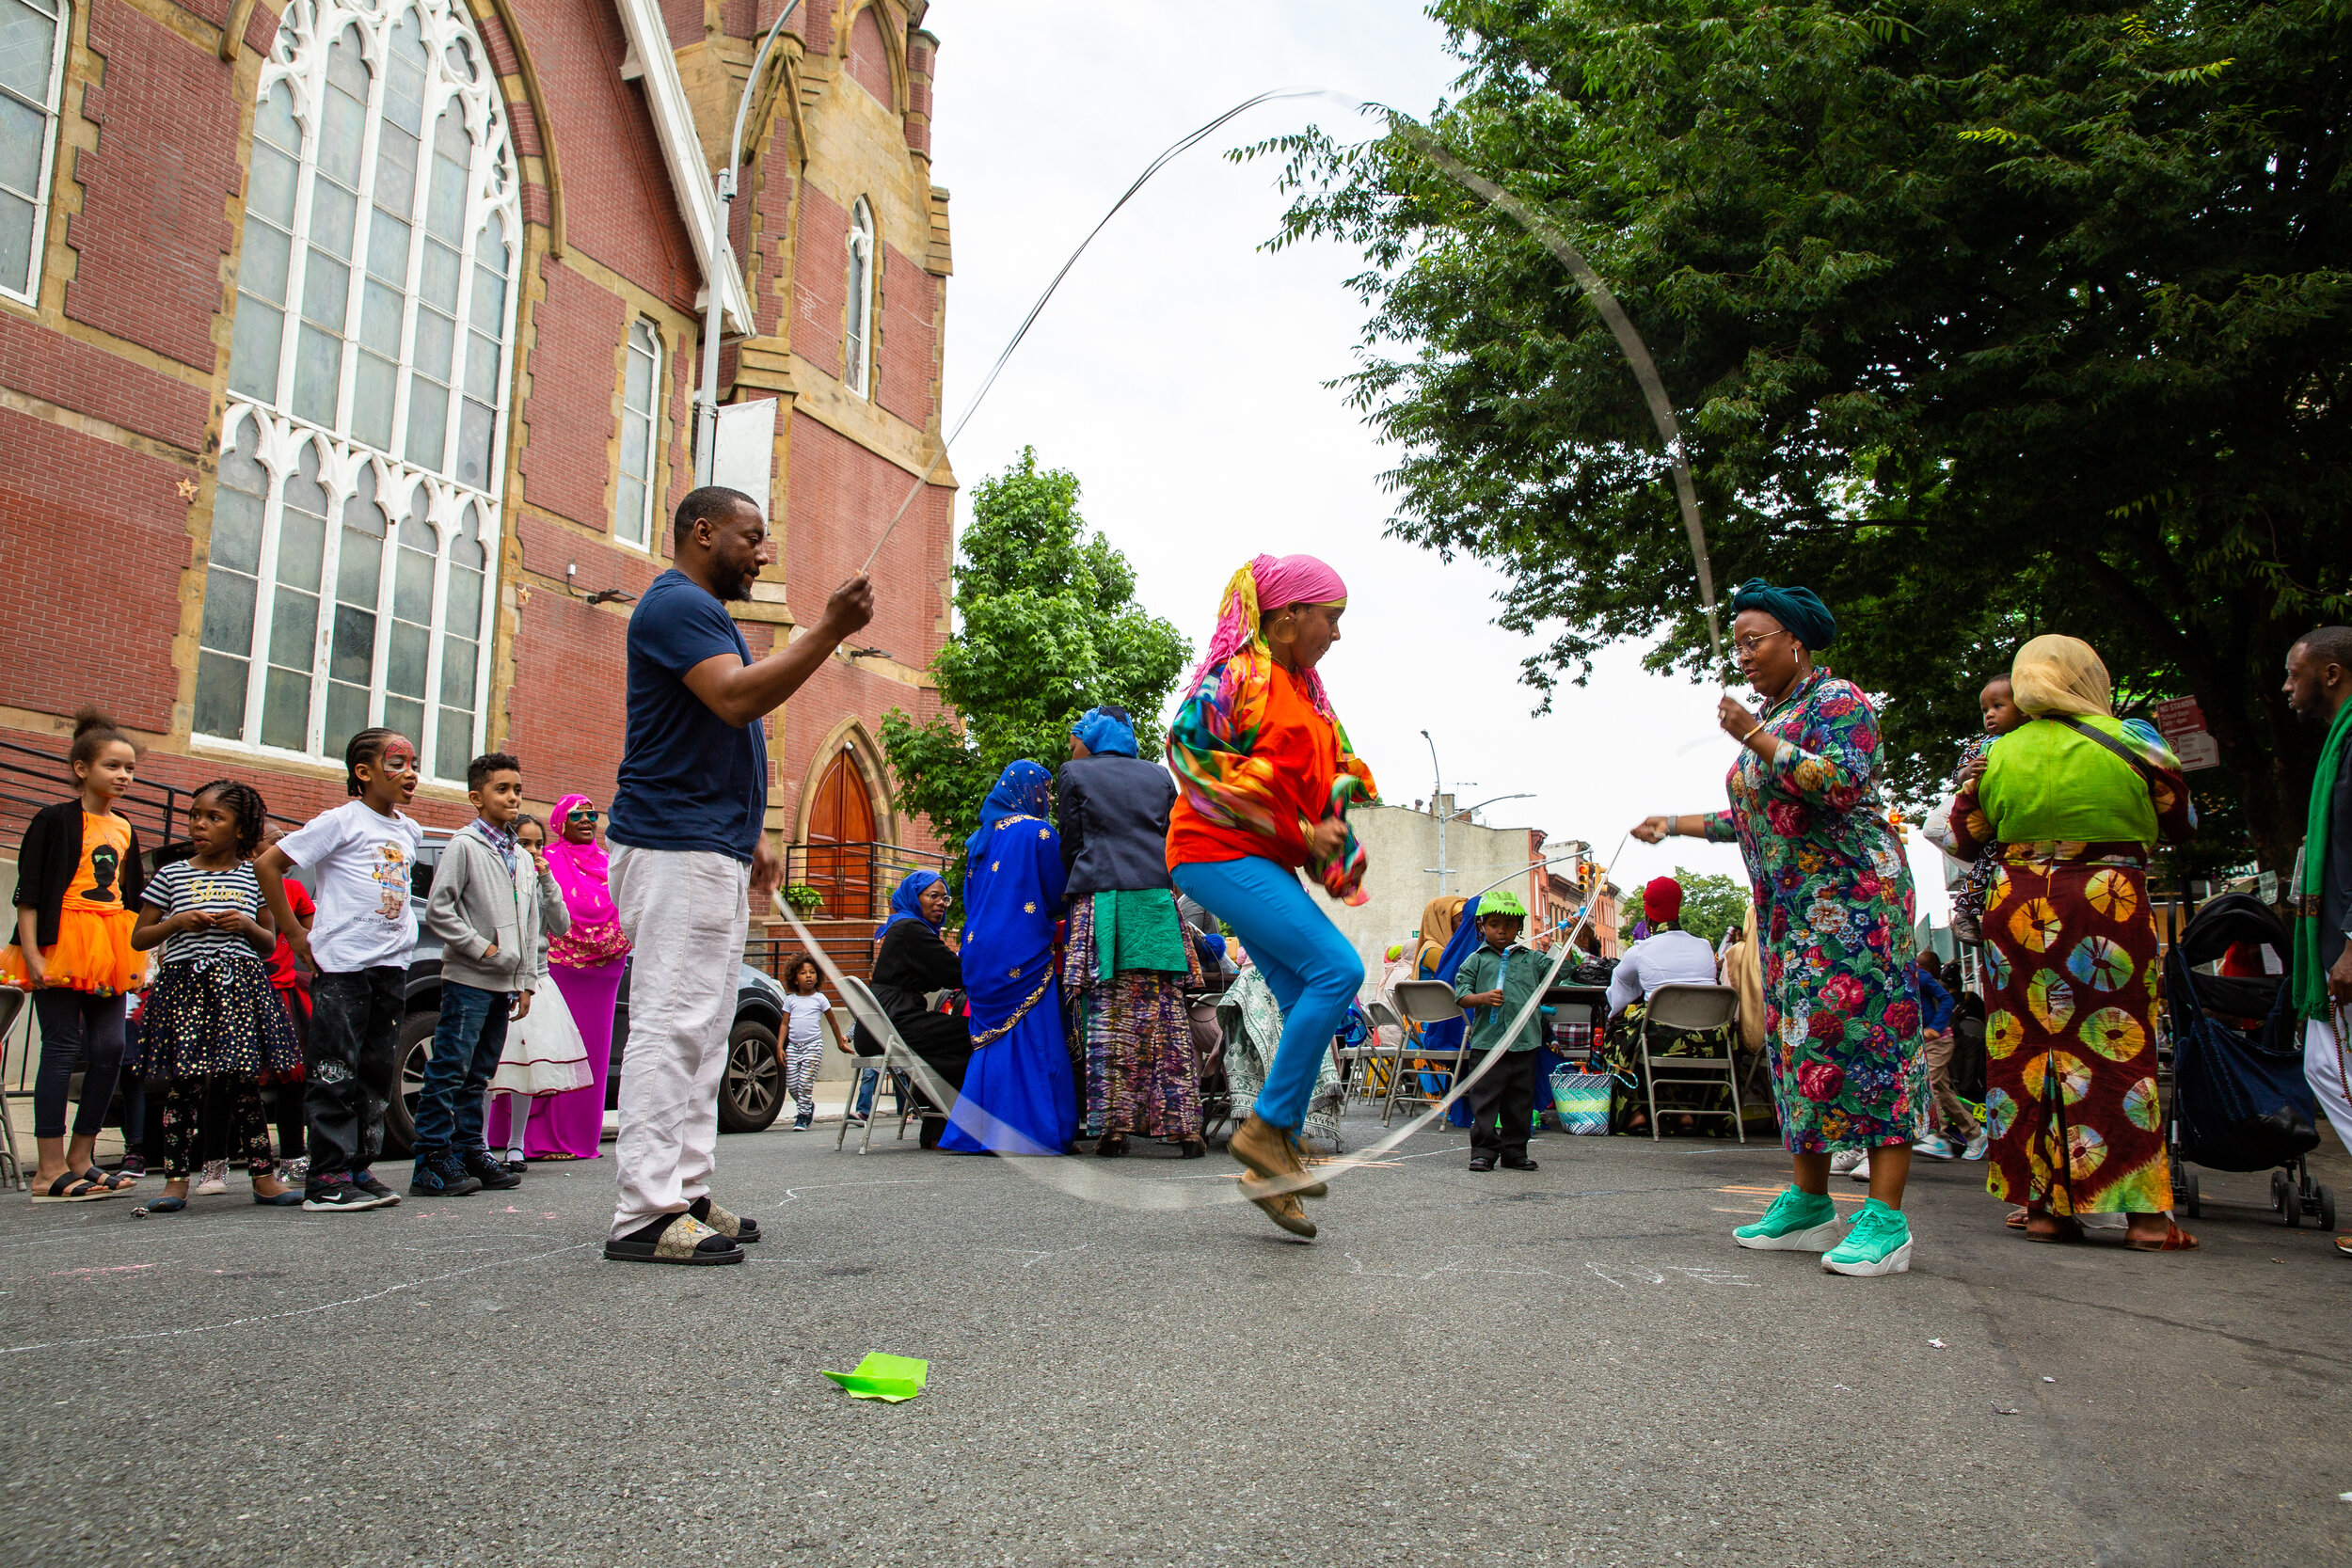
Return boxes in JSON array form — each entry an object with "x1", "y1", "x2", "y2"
[
  {"x1": 1637, "y1": 983, "x2": 1744, "y2": 1143},
  {"x1": 0, "y1": 990, "x2": 24, "y2": 1191},
  {"x1": 1357, "y1": 998, "x2": 1406, "y2": 1103},
  {"x1": 1380, "y1": 979, "x2": 1471, "y2": 1126},
  {"x1": 833, "y1": 975, "x2": 940, "y2": 1154}
]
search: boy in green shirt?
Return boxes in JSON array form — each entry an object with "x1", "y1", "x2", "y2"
[{"x1": 1453, "y1": 891, "x2": 1545, "y2": 1172}]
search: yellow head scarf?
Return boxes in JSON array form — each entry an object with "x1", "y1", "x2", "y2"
[{"x1": 2010, "y1": 634, "x2": 2113, "y2": 719}]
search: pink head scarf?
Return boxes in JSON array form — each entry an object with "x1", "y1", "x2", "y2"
[
  {"x1": 544, "y1": 792, "x2": 616, "y2": 927},
  {"x1": 1184, "y1": 553, "x2": 1349, "y2": 716}
]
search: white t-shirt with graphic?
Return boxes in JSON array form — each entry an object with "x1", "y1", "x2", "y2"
[
  {"x1": 277, "y1": 800, "x2": 424, "y2": 974},
  {"x1": 782, "y1": 990, "x2": 832, "y2": 1049}
]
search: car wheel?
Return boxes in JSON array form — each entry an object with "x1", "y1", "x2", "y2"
[
  {"x1": 383, "y1": 1011, "x2": 437, "y2": 1159},
  {"x1": 718, "y1": 1019, "x2": 784, "y2": 1134}
]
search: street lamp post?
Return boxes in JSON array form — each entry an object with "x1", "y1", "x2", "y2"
[
  {"x1": 1421, "y1": 730, "x2": 1445, "y2": 895},
  {"x1": 694, "y1": 0, "x2": 800, "y2": 485}
]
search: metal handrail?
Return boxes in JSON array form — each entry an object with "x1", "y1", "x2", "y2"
[{"x1": 779, "y1": 839, "x2": 950, "y2": 924}]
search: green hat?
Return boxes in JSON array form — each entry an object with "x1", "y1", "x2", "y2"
[{"x1": 1479, "y1": 890, "x2": 1527, "y2": 919}]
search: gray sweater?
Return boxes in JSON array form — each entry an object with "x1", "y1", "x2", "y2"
[{"x1": 425, "y1": 827, "x2": 570, "y2": 993}]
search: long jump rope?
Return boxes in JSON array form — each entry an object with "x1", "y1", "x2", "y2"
[{"x1": 782, "y1": 88, "x2": 1729, "y2": 1212}]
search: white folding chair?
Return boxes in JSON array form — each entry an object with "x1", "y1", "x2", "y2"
[
  {"x1": 833, "y1": 975, "x2": 942, "y2": 1154},
  {"x1": 1637, "y1": 983, "x2": 1744, "y2": 1144},
  {"x1": 1381, "y1": 980, "x2": 1471, "y2": 1126},
  {"x1": 0, "y1": 990, "x2": 25, "y2": 1191}
]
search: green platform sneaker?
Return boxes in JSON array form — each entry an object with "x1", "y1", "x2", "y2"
[
  {"x1": 1733, "y1": 1188, "x2": 1844, "y2": 1252},
  {"x1": 1822, "y1": 1198, "x2": 1914, "y2": 1276}
]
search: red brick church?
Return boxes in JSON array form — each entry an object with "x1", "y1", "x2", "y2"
[{"x1": 0, "y1": 0, "x2": 956, "y2": 919}]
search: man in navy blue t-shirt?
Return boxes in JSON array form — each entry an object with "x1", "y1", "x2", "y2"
[{"x1": 603, "y1": 484, "x2": 872, "y2": 1265}]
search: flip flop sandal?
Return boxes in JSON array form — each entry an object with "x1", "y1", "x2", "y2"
[
  {"x1": 602, "y1": 1215, "x2": 743, "y2": 1265},
  {"x1": 2123, "y1": 1220, "x2": 2199, "y2": 1252},
  {"x1": 83, "y1": 1166, "x2": 136, "y2": 1194},
  {"x1": 32, "y1": 1172, "x2": 110, "y2": 1203},
  {"x1": 2004, "y1": 1208, "x2": 2028, "y2": 1229}
]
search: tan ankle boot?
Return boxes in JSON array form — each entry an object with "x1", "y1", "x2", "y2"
[
  {"x1": 1230, "y1": 1114, "x2": 1327, "y2": 1199},
  {"x1": 1248, "y1": 1185, "x2": 1316, "y2": 1239}
]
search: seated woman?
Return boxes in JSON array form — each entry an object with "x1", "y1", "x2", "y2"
[
  {"x1": 946, "y1": 762, "x2": 1077, "y2": 1155},
  {"x1": 1602, "y1": 877, "x2": 1734, "y2": 1133},
  {"x1": 856, "y1": 869, "x2": 971, "y2": 1148}
]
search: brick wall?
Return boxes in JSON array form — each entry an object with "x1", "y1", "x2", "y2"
[
  {"x1": 875, "y1": 240, "x2": 934, "y2": 429},
  {"x1": 784, "y1": 409, "x2": 948, "y2": 665},
  {"x1": 0, "y1": 310, "x2": 210, "y2": 449},
  {"x1": 0, "y1": 410, "x2": 198, "y2": 733},
  {"x1": 792, "y1": 182, "x2": 848, "y2": 379},
  {"x1": 516, "y1": 261, "x2": 627, "y2": 529},
  {"x1": 510, "y1": 0, "x2": 700, "y2": 312},
  {"x1": 846, "y1": 3, "x2": 889, "y2": 107},
  {"x1": 503, "y1": 589, "x2": 628, "y2": 808},
  {"x1": 64, "y1": 0, "x2": 242, "y2": 372}
]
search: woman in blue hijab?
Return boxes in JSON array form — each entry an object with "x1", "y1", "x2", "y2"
[
  {"x1": 946, "y1": 762, "x2": 1076, "y2": 1153},
  {"x1": 857, "y1": 867, "x2": 971, "y2": 1148}
]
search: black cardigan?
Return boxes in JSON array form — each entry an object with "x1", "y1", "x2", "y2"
[
  {"x1": 1055, "y1": 753, "x2": 1177, "y2": 896},
  {"x1": 10, "y1": 800, "x2": 147, "y2": 949}
]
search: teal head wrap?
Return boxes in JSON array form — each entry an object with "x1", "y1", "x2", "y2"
[{"x1": 1729, "y1": 578, "x2": 1837, "y2": 651}]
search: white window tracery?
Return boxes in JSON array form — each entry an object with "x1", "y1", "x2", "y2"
[
  {"x1": 614, "y1": 318, "x2": 660, "y2": 547},
  {"x1": 205, "y1": 0, "x2": 516, "y2": 780}
]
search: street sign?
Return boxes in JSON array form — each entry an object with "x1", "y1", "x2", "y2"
[
  {"x1": 2153, "y1": 697, "x2": 2208, "y2": 737},
  {"x1": 2173, "y1": 731, "x2": 2220, "y2": 770}
]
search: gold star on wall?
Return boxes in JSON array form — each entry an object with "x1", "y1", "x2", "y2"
[{"x1": 175, "y1": 479, "x2": 199, "y2": 500}]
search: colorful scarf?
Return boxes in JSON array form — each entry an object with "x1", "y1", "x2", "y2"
[
  {"x1": 2294, "y1": 696, "x2": 2352, "y2": 1020},
  {"x1": 1182, "y1": 554, "x2": 1349, "y2": 719},
  {"x1": 1167, "y1": 639, "x2": 1377, "y2": 905},
  {"x1": 964, "y1": 761, "x2": 1053, "y2": 878}
]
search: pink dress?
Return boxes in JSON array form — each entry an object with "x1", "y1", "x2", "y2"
[{"x1": 486, "y1": 794, "x2": 630, "y2": 1159}]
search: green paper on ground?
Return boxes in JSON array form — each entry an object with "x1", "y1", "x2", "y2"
[{"x1": 821, "y1": 1353, "x2": 930, "y2": 1402}]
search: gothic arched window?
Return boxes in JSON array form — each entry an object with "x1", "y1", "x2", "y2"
[
  {"x1": 204, "y1": 0, "x2": 518, "y2": 781},
  {"x1": 844, "y1": 196, "x2": 874, "y2": 397}
]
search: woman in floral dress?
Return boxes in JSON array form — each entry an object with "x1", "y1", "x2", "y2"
[{"x1": 1635, "y1": 579, "x2": 1929, "y2": 1277}]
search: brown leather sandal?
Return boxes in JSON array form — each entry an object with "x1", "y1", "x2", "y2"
[{"x1": 2122, "y1": 1220, "x2": 2199, "y2": 1252}]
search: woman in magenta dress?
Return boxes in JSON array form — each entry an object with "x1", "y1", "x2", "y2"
[{"x1": 488, "y1": 793, "x2": 629, "y2": 1159}]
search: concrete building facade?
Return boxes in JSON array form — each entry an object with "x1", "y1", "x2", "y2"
[
  {"x1": 1327, "y1": 801, "x2": 1620, "y2": 985},
  {"x1": 0, "y1": 0, "x2": 955, "y2": 914}
]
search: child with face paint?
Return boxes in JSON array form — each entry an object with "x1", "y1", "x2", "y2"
[{"x1": 257, "y1": 728, "x2": 424, "y2": 1212}]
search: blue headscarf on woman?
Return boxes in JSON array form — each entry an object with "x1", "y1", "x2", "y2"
[
  {"x1": 1070, "y1": 705, "x2": 1138, "y2": 758},
  {"x1": 874, "y1": 868, "x2": 944, "y2": 942},
  {"x1": 964, "y1": 760, "x2": 1053, "y2": 876}
]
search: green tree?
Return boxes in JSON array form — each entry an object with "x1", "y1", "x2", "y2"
[
  {"x1": 1672, "y1": 865, "x2": 1748, "y2": 949},
  {"x1": 1247, "y1": 0, "x2": 2350, "y2": 876},
  {"x1": 881, "y1": 450, "x2": 1191, "y2": 879}
]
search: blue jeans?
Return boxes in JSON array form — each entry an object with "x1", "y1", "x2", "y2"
[
  {"x1": 414, "y1": 981, "x2": 511, "y2": 1155},
  {"x1": 1172, "y1": 856, "x2": 1364, "y2": 1132}
]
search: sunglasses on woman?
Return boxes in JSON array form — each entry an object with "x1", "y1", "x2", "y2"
[{"x1": 567, "y1": 808, "x2": 599, "y2": 823}]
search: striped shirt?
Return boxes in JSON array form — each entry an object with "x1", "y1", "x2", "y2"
[{"x1": 141, "y1": 859, "x2": 266, "y2": 969}]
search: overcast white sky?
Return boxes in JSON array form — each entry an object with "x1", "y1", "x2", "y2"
[{"x1": 926, "y1": 0, "x2": 1953, "y2": 920}]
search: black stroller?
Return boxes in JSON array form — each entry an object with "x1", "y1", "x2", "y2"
[{"x1": 2164, "y1": 894, "x2": 2335, "y2": 1227}]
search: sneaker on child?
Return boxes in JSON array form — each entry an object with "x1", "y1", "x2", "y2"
[
  {"x1": 1962, "y1": 1131, "x2": 1990, "y2": 1162},
  {"x1": 407, "y1": 1149, "x2": 483, "y2": 1197},
  {"x1": 1912, "y1": 1132, "x2": 1963, "y2": 1161},
  {"x1": 1847, "y1": 1151, "x2": 1873, "y2": 1181},
  {"x1": 196, "y1": 1159, "x2": 228, "y2": 1196},
  {"x1": 1829, "y1": 1148, "x2": 1866, "y2": 1176},
  {"x1": 302, "y1": 1180, "x2": 387, "y2": 1212}
]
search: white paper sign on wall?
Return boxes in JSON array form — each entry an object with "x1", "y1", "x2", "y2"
[{"x1": 709, "y1": 397, "x2": 779, "y2": 518}]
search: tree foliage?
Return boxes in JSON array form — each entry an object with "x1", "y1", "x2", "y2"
[
  {"x1": 880, "y1": 450, "x2": 1192, "y2": 879},
  {"x1": 1672, "y1": 864, "x2": 1750, "y2": 949},
  {"x1": 1243, "y1": 0, "x2": 2350, "y2": 875}
]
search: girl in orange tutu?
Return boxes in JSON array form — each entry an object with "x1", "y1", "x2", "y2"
[{"x1": 5, "y1": 709, "x2": 149, "y2": 1202}]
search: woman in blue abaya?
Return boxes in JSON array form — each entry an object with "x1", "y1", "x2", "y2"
[{"x1": 945, "y1": 762, "x2": 1077, "y2": 1155}]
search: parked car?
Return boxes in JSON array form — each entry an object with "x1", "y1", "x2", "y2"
[{"x1": 373, "y1": 833, "x2": 790, "y2": 1155}]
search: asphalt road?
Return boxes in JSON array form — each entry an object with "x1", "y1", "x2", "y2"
[{"x1": 3, "y1": 1116, "x2": 2346, "y2": 1568}]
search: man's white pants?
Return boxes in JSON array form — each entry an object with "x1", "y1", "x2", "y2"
[
  {"x1": 609, "y1": 846, "x2": 750, "y2": 1240},
  {"x1": 2306, "y1": 1012, "x2": 2352, "y2": 1154}
]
